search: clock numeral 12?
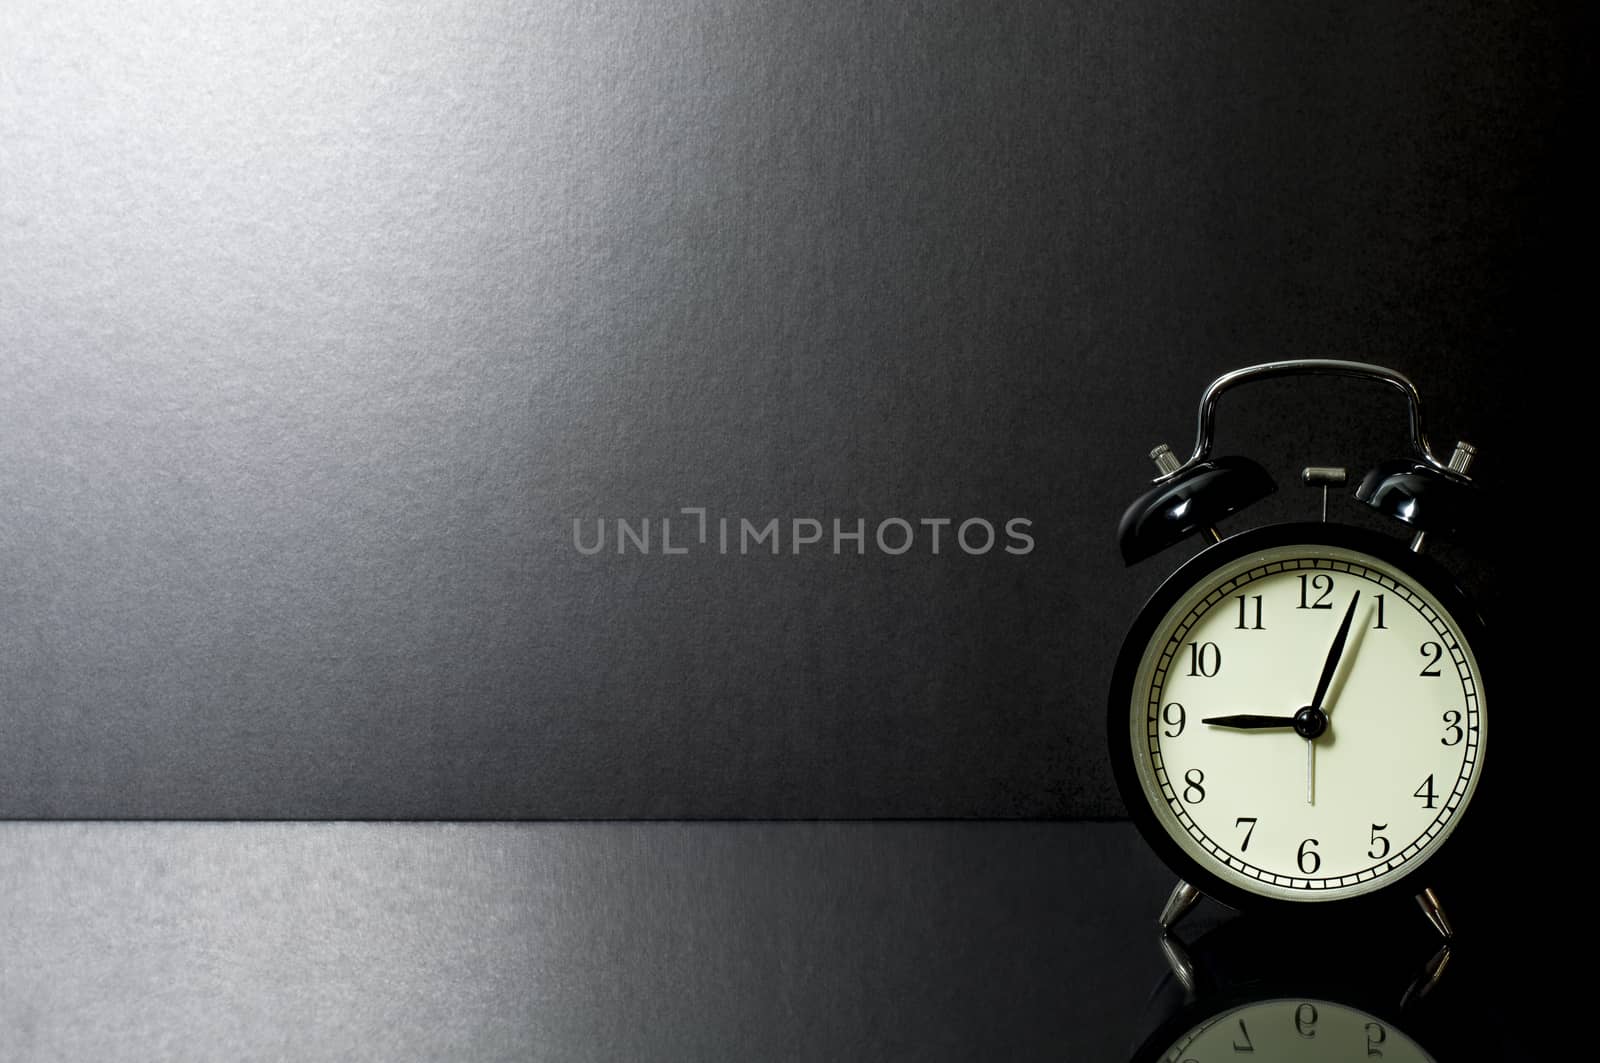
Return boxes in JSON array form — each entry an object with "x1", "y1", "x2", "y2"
[{"x1": 1297, "y1": 573, "x2": 1334, "y2": 609}]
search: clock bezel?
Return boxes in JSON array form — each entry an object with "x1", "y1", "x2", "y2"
[{"x1": 1107, "y1": 521, "x2": 1489, "y2": 914}]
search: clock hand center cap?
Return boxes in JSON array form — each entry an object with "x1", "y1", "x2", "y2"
[{"x1": 1292, "y1": 705, "x2": 1329, "y2": 740}]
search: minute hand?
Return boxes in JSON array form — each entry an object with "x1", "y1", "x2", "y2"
[{"x1": 1310, "y1": 590, "x2": 1361, "y2": 711}]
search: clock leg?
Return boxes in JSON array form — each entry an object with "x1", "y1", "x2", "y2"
[
  {"x1": 1415, "y1": 886, "x2": 1454, "y2": 939},
  {"x1": 1158, "y1": 878, "x2": 1203, "y2": 931}
]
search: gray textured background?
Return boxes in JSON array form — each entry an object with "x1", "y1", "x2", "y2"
[
  {"x1": 0, "y1": 822, "x2": 1175, "y2": 1060},
  {"x1": 0, "y1": 823, "x2": 1528, "y2": 1060},
  {"x1": 0, "y1": 2, "x2": 1571, "y2": 817}
]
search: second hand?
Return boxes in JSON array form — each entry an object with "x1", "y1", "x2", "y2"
[{"x1": 1306, "y1": 589, "x2": 1362, "y2": 805}]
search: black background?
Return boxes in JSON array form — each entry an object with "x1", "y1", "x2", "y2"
[{"x1": 0, "y1": 1, "x2": 1575, "y2": 818}]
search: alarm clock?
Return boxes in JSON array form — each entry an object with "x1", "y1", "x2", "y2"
[{"x1": 1107, "y1": 360, "x2": 1486, "y2": 934}]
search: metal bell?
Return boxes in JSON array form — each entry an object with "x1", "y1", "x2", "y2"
[{"x1": 1118, "y1": 455, "x2": 1276, "y2": 564}]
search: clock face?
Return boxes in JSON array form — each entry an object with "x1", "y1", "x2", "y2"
[
  {"x1": 1114, "y1": 527, "x2": 1485, "y2": 903},
  {"x1": 1159, "y1": 999, "x2": 1434, "y2": 1062}
]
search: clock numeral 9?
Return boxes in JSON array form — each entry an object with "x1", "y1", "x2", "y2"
[
  {"x1": 1297, "y1": 573, "x2": 1334, "y2": 609},
  {"x1": 1296, "y1": 838, "x2": 1320, "y2": 875},
  {"x1": 1368, "y1": 823, "x2": 1390, "y2": 861},
  {"x1": 1186, "y1": 641, "x2": 1221, "y2": 677},
  {"x1": 1419, "y1": 642, "x2": 1444, "y2": 677},
  {"x1": 1162, "y1": 702, "x2": 1186, "y2": 738},
  {"x1": 1182, "y1": 769, "x2": 1206, "y2": 804},
  {"x1": 1295, "y1": 1003, "x2": 1318, "y2": 1038},
  {"x1": 1441, "y1": 710, "x2": 1464, "y2": 746}
]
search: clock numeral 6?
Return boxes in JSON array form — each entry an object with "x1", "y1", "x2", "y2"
[
  {"x1": 1182, "y1": 769, "x2": 1206, "y2": 804},
  {"x1": 1296, "y1": 838, "x2": 1320, "y2": 875}
]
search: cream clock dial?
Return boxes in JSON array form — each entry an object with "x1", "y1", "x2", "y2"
[{"x1": 1110, "y1": 524, "x2": 1486, "y2": 907}]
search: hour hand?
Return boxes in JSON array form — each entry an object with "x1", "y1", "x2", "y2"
[{"x1": 1201, "y1": 714, "x2": 1298, "y2": 730}]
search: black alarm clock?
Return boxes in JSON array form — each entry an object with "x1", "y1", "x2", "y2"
[{"x1": 1107, "y1": 360, "x2": 1486, "y2": 934}]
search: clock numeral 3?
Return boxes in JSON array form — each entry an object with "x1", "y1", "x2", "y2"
[
  {"x1": 1297, "y1": 573, "x2": 1334, "y2": 609},
  {"x1": 1296, "y1": 838, "x2": 1320, "y2": 874},
  {"x1": 1183, "y1": 769, "x2": 1206, "y2": 804},
  {"x1": 1441, "y1": 710, "x2": 1464, "y2": 746}
]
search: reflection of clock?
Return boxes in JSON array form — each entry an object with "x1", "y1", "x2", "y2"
[
  {"x1": 1159, "y1": 997, "x2": 1434, "y2": 1062},
  {"x1": 1108, "y1": 361, "x2": 1486, "y2": 930},
  {"x1": 1124, "y1": 909, "x2": 1499, "y2": 1062}
]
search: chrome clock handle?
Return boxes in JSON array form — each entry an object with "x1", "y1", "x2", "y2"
[{"x1": 1157, "y1": 359, "x2": 1454, "y2": 484}]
